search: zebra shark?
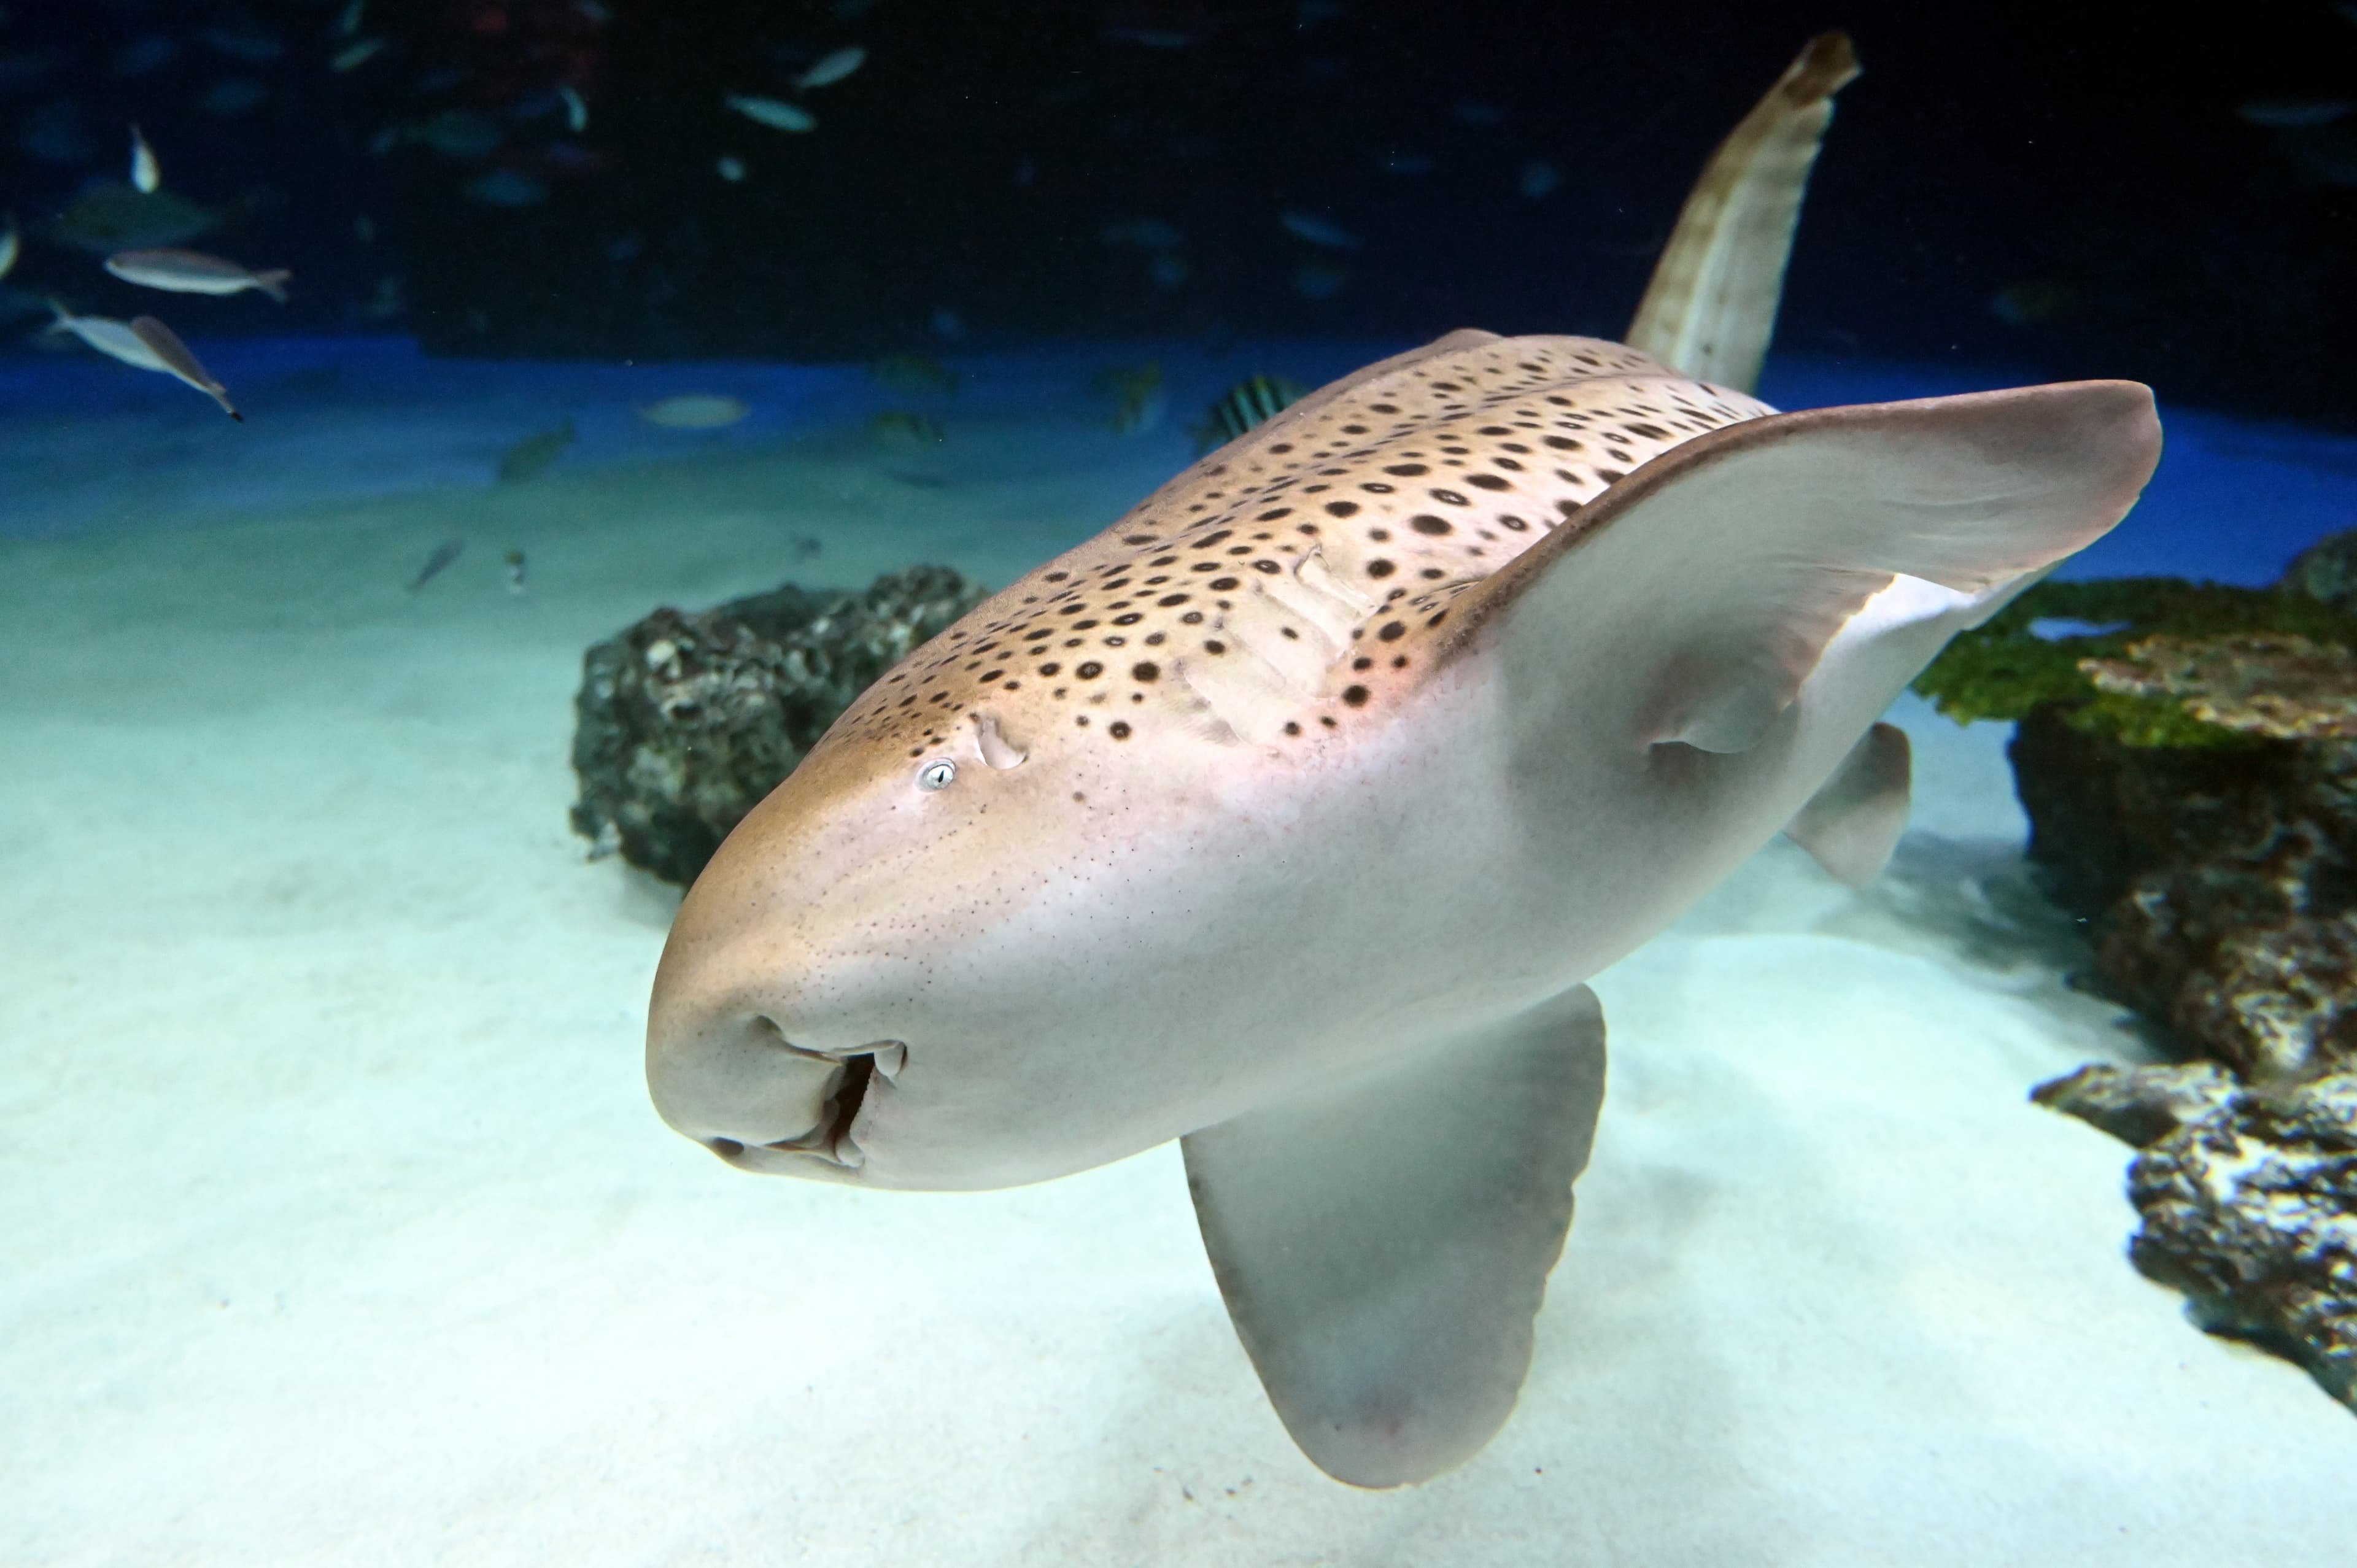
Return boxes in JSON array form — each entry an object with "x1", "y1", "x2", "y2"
[{"x1": 643, "y1": 34, "x2": 2161, "y2": 1486}]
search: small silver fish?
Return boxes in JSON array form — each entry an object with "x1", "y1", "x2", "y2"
[
  {"x1": 465, "y1": 169, "x2": 549, "y2": 207},
  {"x1": 503, "y1": 547, "x2": 528, "y2": 593},
  {"x1": 1279, "y1": 210, "x2": 1358, "y2": 249},
  {"x1": 362, "y1": 276, "x2": 403, "y2": 320},
  {"x1": 497, "y1": 417, "x2": 575, "y2": 481},
  {"x1": 0, "y1": 218, "x2": 17, "y2": 282},
  {"x1": 868, "y1": 352, "x2": 959, "y2": 395},
  {"x1": 559, "y1": 83, "x2": 588, "y2": 133},
  {"x1": 795, "y1": 46, "x2": 866, "y2": 90},
  {"x1": 130, "y1": 123, "x2": 160, "y2": 194},
  {"x1": 196, "y1": 77, "x2": 269, "y2": 117},
  {"x1": 1093, "y1": 361, "x2": 1166, "y2": 435},
  {"x1": 724, "y1": 94, "x2": 815, "y2": 133},
  {"x1": 408, "y1": 537, "x2": 465, "y2": 591},
  {"x1": 336, "y1": 0, "x2": 365, "y2": 37},
  {"x1": 405, "y1": 107, "x2": 505, "y2": 158},
  {"x1": 869, "y1": 408, "x2": 945, "y2": 446},
  {"x1": 331, "y1": 37, "x2": 385, "y2": 73},
  {"x1": 2237, "y1": 98, "x2": 2355, "y2": 129},
  {"x1": 128, "y1": 317, "x2": 241, "y2": 420},
  {"x1": 640, "y1": 393, "x2": 749, "y2": 428},
  {"x1": 47, "y1": 301, "x2": 242, "y2": 419},
  {"x1": 47, "y1": 300, "x2": 163, "y2": 369},
  {"x1": 52, "y1": 185, "x2": 219, "y2": 254},
  {"x1": 106, "y1": 248, "x2": 292, "y2": 301}
]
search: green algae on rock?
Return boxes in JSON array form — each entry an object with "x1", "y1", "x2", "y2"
[
  {"x1": 1910, "y1": 576, "x2": 2357, "y2": 747},
  {"x1": 2081, "y1": 633, "x2": 2357, "y2": 741}
]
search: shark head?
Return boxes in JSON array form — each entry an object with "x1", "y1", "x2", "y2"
[
  {"x1": 649, "y1": 335, "x2": 1768, "y2": 1192},
  {"x1": 647, "y1": 330, "x2": 2159, "y2": 1199}
]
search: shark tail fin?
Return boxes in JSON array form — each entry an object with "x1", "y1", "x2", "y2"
[
  {"x1": 253, "y1": 269, "x2": 292, "y2": 303},
  {"x1": 1624, "y1": 31, "x2": 1859, "y2": 395}
]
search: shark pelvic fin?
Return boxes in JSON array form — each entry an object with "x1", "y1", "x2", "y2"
[
  {"x1": 1625, "y1": 31, "x2": 1860, "y2": 393},
  {"x1": 1181, "y1": 984, "x2": 1608, "y2": 1489},
  {"x1": 1784, "y1": 720, "x2": 1911, "y2": 886}
]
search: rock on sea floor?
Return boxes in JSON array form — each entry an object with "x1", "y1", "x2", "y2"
[
  {"x1": 1992, "y1": 540, "x2": 2357, "y2": 1417},
  {"x1": 569, "y1": 566, "x2": 991, "y2": 884},
  {"x1": 2125, "y1": 1070, "x2": 2357, "y2": 1408},
  {"x1": 2037, "y1": 1059, "x2": 2356, "y2": 1410}
]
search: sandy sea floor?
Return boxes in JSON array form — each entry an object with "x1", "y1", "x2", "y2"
[{"x1": 4, "y1": 339, "x2": 2353, "y2": 1566}]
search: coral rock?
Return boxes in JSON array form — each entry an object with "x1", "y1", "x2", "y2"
[
  {"x1": 2031, "y1": 1060, "x2": 2239, "y2": 1148},
  {"x1": 2007, "y1": 705, "x2": 2357, "y2": 1086},
  {"x1": 2281, "y1": 528, "x2": 2357, "y2": 612},
  {"x1": 1948, "y1": 565, "x2": 2357, "y2": 1417},
  {"x1": 2124, "y1": 1071, "x2": 2357, "y2": 1412},
  {"x1": 2080, "y1": 633, "x2": 2357, "y2": 741},
  {"x1": 570, "y1": 566, "x2": 992, "y2": 885}
]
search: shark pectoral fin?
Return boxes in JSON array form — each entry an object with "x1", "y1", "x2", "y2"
[
  {"x1": 1784, "y1": 720, "x2": 1910, "y2": 886},
  {"x1": 1180, "y1": 984, "x2": 1608, "y2": 1489},
  {"x1": 1445, "y1": 381, "x2": 2162, "y2": 758}
]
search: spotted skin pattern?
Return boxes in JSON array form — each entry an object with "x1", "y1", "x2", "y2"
[{"x1": 821, "y1": 336, "x2": 1773, "y2": 767}]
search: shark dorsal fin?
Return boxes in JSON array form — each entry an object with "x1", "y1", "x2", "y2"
[{"x1": 1625, "y1": 31, "x2": 1860, "y2": 393}]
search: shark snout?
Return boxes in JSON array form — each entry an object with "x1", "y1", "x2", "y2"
[{"x1": 645, "y1": 999, "x2": 891, "y2": 1176}]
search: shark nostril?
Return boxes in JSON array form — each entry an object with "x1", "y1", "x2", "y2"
[{"x1": 751, "y1": 1013, "x2": 842, "y2": 1064}]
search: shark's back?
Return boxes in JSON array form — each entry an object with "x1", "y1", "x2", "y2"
[{"x1": 819, "y1": 336, "x2": 1774, "y2": 765}]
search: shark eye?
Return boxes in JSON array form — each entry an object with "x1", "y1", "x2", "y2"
[{"x1": 916, "y1": 759, "x2": 958, "y2": 791}]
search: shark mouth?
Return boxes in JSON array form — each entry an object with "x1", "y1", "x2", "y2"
[
  {"x1": 793, "y1": 1051, "x2": 874, "y2": 1165},
  {"x1": 753, "y1": 1040, "x2": 904, "y2": 1171}
]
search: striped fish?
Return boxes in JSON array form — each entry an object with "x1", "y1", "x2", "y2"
[{"x1": 1191, "y1": 373, "x2": 1307, "y2": 452}]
